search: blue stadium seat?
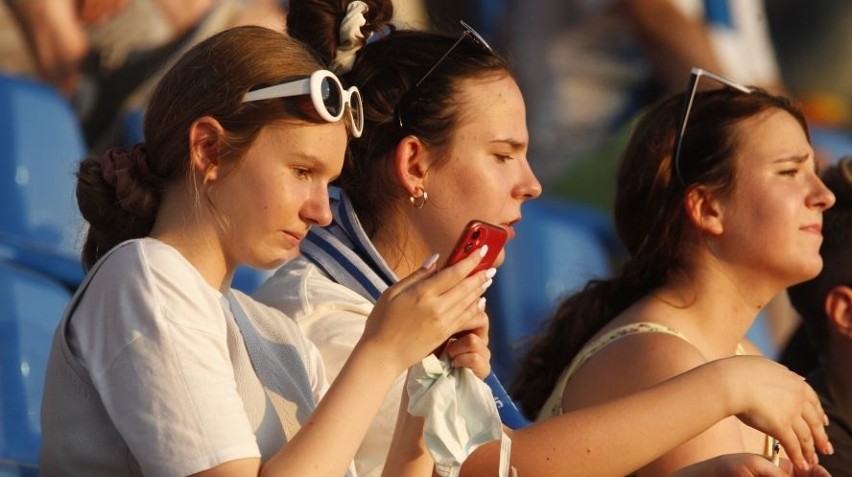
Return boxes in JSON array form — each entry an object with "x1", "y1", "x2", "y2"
[
  {"x1": 0, "y1": 261, "x2": 72, "y2": 474},
  {"x1": 0, "y1": 73, "x2": 87, "y2": 288},
  {"x1": 121, "y1": 107, "x2": 145, "y2": 147},
  {"x1": 486, "y1": 198, "x2": 621, "y2": 383}
]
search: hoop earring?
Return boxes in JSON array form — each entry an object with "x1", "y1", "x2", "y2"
[{"x1": 409, "y1": 189, "x2": 428, "y2": 209}]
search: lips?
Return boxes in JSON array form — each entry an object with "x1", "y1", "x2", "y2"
[
  {"x1": 502, "y1": 220, "x2": 520, "y2": 241},
  {"x1": 800, "y1": 224, "x2": 822, "y2": 236},
  {"x1": 282, "y1": 230, "x2": 306, "y2": 245}
]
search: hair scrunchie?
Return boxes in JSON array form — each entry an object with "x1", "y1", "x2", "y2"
[
  {"x1": 99, "y1": 144, "x2": 157, "y2": 218},
  {"x1": 330, "y1": 1, "x2": 370, "y2": 74}
]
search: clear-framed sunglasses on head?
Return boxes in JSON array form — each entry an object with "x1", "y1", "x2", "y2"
[
  {"x1": 395, "y1": 20, "x2": 493, "y2": 129},
  {"x1": 243, "y1": 69, "x2": 364, "y2": 137},
  {"x1": 672, "y1": 67, "x2": 754, "y2": 185}
]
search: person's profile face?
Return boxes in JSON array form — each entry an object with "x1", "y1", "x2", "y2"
[
  {"x1": 412, "y1": 74, "x2": 542, "y2": 269},
  {"x1": 211, "y1": 119, "x2": 347, "y2": 270},
  {"x1": 713, "y1": 108, "x2": 835, "y2": 286}
]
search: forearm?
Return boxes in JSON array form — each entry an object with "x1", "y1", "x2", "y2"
[
  {"x1": 463, "y1": 361, "x2": 732, "y2": 477},
  {"x1": 7, "y1": 0, "x2": 88, "y2": 95},
  {"x1": 262, "y1": 341, "x2": 404, "y2": 477},
  {"x1": 382, "y1": 380, "x2": 434, "y2": 477},
  {"x1": 622, "y1": 0, "x2": 723, "y2": 91}
]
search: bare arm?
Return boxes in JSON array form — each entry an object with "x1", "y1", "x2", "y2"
[
  {"x1": 676, "y1": 455, "x2": 832, "y2": 477},
  {"x1": 621, "y1": 0, "x2": 723, "y2": 92},
  {"x1": 461, "y1": 355, "x2": 828, "y2": 477},
  {"x1": 192, "y1": 249, "x2": 491, "y2": 477}
]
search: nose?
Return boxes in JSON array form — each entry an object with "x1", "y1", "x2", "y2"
[
  {"x1": 514, "y1": 158, "x2": 543, "y2": 201},
  {"x1": 809, "y1": 173, "x2": 836, "y2": 211},
  {"x1": 302, "y1": 185, "x2": 333, "y2": 227}
]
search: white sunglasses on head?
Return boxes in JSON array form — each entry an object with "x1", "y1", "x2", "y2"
[{"x1": 243, "y1": 69, "x2": 364, "y2": 137}]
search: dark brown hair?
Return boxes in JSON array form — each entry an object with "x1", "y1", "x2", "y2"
[
  {"x1": 76, "y1": 26, "x2": 327, "y2": 270},
  {"x1": 512, "y1": 87, "x2": 810, "y2": 418},
  {"x1": 287, "y1": 0, "x2": 513, "y2": 235},
  {"x1": 788, "y1": 159, "x2": 852, "y2": 359}
]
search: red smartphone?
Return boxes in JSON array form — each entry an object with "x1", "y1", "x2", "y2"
[
  {"x1": 433, "y1": 220, "x2": 508, "y2": 357},
  {"x1": 444, "y1": 220, "x2": 508, "y2": 275}
]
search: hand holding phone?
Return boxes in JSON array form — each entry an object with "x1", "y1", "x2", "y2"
[
  {"x1": 444, "y1": 220, "x2": 508, "y2": 275},
  {"x1": 434, "y1": 220, "x2": 507, "y2": 357}
]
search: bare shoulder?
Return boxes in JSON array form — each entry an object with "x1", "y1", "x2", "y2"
[{"x1": 561, "y1": 326, "x2": 711, "y2": 411}]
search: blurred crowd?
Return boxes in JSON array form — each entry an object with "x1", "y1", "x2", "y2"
[{"x1": 1, "y1": 1, "x2": 851, "y2": 475}]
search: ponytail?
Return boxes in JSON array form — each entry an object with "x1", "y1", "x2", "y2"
[
  {"x1": 511, "y1": 260, "x2": 666, "y2": 418},
  {"x1": 77, "y1": 145, "x2": 163, "y2": 270}
]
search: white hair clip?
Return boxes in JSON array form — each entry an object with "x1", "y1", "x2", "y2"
[{"x1": 330, "y1": 1, "x2": 370, "y2": 74}]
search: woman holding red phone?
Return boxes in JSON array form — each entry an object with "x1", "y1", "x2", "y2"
[
  {"x1": 255, "y1": 1, "x2": 832, "y2": 476},
  {"x1": 38, "y1": 26, "x2": 493, "y2": 477}
]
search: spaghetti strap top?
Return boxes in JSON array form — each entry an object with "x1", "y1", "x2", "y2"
[{"x1": 535, "y1": 322, "x2": 772, "y2": 462}]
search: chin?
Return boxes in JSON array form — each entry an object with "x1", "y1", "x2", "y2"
[
  {"x1": 788, "y1": 257, "x2": 824, "y2": 285},
  {"x1": 250, "y1": 248, "x2": 300, "y2": 271},
  {"x1": 494, "y1": 249, "x2": 507, "y2": 268}
]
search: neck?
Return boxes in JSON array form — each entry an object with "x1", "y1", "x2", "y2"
[
  {"x1": 370, "y1": 210, "x2": 430, "y2": 279},
  {"x1": 654, "y1": 253, "x2": 781, "y2": 356},
  {"x1": 149, "y1": 186, "x2": 234, "y2": 293}
]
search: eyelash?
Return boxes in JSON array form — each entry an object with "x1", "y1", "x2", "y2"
[
  {"x1": 495, "y1": 154, "x2": 514, "y2": 163},
  {"x1": 293, "y1": 167, "x2": 311, "y2": 179},
  {"x1": 779, "y1": 169, "x2": 799, "y2": 177}
]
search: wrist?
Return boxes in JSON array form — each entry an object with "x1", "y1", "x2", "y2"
[
  {"x1": 351, "y1": 338, "x2": 410, "y2": 382},
  {"x1": 705, "y1": 358, "x2": 742, "y2": 418}
]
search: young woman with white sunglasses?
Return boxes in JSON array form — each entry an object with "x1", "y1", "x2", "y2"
[{"x1": 39, "y1": 25, "x2": 492, "y2": 477}]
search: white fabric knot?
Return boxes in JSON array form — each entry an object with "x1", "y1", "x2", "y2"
[
  {"x1": 407, "y1": 354, "x2": 512, "y2": 477},
  {"x1": 330, "y1": 1, "x2": 370, "y2": 74}
]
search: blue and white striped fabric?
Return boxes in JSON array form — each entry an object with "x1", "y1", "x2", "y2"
[{"x1": 300, "y1": 187, "x2": 531, "y2": 429}]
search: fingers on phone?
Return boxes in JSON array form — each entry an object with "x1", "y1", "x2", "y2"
[
  {"x1": 390, "y1": 252, "x2": 444, "y2": 295},
  {"x1": 421, "y1": 252, "x2": 440, "y2": 270},
  {"x1": 445, "y1": 244, "x2": 489, "y2": 278}
]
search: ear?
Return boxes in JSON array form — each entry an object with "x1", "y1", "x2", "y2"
[
  {"x1": 825, "y1": 285, "x2": 852, "y2": 340},
  {"x1": 393, "y1": 135, "x2": 433, "y2": 196},
  {"x1": 683, "y1": 185, "x2": 724, "y2": 236},
  {"x1": 188, "y1": 116, "x2": 226, "y2": 183}
]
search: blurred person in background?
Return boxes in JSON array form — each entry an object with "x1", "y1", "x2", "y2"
[
  {"x1": 787, "y1": 158, "x2": 852, "y2": 476},
  {"x1": 0, "y1": 0, "x2": 286, "y2": 147}
]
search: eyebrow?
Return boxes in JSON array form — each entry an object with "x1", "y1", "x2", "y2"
[
  {"x1": 772, "y1": 153, "x2": 810, "y2": 164},
  {"x1": 489, "y1": 138, "x2": 527, "y2": 149}
]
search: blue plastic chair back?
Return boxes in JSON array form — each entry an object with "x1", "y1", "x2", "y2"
[
  {"x1": 0, "y1": 73, "x2": 86, "y2": 287},
  {"x1": 486, "y1": 198, "x2": 619, "y2": 383},
  {"x1": 122, "y1": 107, "x2": 145, "y2": 147},
  {"x1": 0, "y1": 261, "x2": 71, "y2": 474}
]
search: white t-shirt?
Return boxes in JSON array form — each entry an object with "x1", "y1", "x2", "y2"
[
  {"x1": 254, "y1": 255, "x2": 403, "y2": 477},
  {"x1": 40, "y1": 238, "x2": 328, "y2": 476}
]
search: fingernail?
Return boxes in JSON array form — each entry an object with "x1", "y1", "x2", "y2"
[
  {"x1": 485, "y1": 267, "x2": 497, "y2": 278},
  {"x1": 827, "y1": 442, "x2": 835, "y2": 455},
  {"x1": 479, "y1": 244, "x2": 489, "y2": 257},
  {"x1": 482, "y1": 278, "x2": 493, "y2": 291},
  {"x1": 478, "y1": 297, "x2": 486, "y2": 310},
  {"x1": 825, "y1": 414, "x2": 830, "y2": 426},
  {"x1": 421, "y1": 253, "x2": 440, "y2": 269}
]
